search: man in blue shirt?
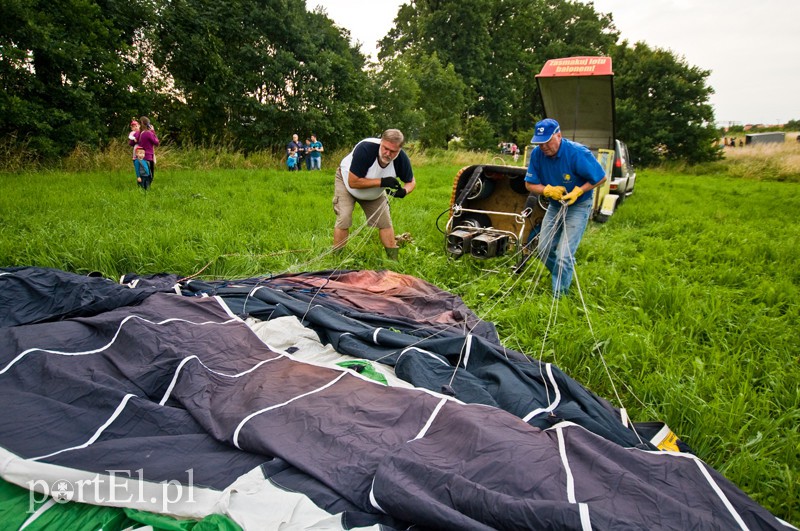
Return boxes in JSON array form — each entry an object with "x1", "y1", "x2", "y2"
[
  {"x1": 524, "y1": 119, "x2": 606, "y2": 297},
  {"x1": 308, "y1": 134, "x2": 324, "y2": 170}
]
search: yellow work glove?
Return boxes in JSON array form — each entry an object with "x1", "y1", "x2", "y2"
[
  {"x1": 542, "y1": 185, "x2": 567, "y2": 200},
  {"x1": 561, "y1": 186, "x2": 584, "y2": 205}
]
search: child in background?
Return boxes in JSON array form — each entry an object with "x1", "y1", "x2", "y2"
[
  {"x1": 128, "y1": 119, "x2": 140, "y2": 169},
  {"x1": 129, "y1": 116, "x2": 159, "y2": 182},
  {"x1": 286, "y1": 150, "x2": 299, "y2": 170},
  {"x1": 133, "y1": 147, "x2": 152, "y2": 190}
]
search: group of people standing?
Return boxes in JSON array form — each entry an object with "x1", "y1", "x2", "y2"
[
  {"x1": 286, "y1": 133, "x2": 324, "y2": 171},
  {"x1": 723, "y1": 136, "x2": 743, "y2": 148},
  {"x1": 128, "y1": 117, "x2": 159, "y2": 190}
]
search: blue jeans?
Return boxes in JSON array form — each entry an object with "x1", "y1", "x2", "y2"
[
  {"x1": 310, "y1": 156, "x2": 321, "y2": 170},
  {"x1": 537, "y1": 199, "x2": 592, "y2": 296}
]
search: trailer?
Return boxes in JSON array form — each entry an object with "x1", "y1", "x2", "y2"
[
  {"x1": 444, "y1": 56, "x2": 619, "y2": 266},
  {"x1": 745, "y1": 132, "x2": 785, "y2": 145},
  {"x1": 534, "y1": 56, "x2": 620, "y2": 222}
]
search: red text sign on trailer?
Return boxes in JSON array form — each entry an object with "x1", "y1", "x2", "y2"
[{"x1": 537, "y1": 56, "x2": 613, "y2": 77}]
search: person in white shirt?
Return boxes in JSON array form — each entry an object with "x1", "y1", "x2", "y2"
[{"x1": 332, "y1": 129, "x2": 416, "y2": 259}]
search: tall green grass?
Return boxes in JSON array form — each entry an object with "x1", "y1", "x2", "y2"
[{"x1": 1, "y1": 161, "x2": 798, "y2": 523}]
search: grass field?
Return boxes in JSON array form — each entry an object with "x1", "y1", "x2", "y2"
[{"x1": 1, "y1": 152, "x2": 798, "y2": 523}]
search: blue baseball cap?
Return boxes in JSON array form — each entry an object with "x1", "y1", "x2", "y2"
[{"x1": 531, "y1": 118, "x2": 560, "y2": 144}]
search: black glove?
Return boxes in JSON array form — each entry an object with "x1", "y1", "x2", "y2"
[
  {"x1": 380, "y1": 177, "x2": 402, "y2": 191},
  {"x1": 387, "y1": 187, "x2": 407, "y2": 199}
]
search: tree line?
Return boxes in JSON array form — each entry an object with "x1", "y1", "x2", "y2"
[{"x1": 1, "y1": 0, "x2": 721, "y2": 166}]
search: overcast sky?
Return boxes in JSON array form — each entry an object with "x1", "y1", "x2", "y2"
[{"x1": 310, "y1": 0, "x2": 800, "y2": 126}]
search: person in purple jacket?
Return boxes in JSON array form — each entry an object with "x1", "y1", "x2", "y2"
[{"x1": 129, "y1": 116, "x2": 159, "y2": 184}]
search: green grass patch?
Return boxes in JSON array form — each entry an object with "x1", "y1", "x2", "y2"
[{"x1": 1, "y1": 163, "x2": 798, "y2": 524}]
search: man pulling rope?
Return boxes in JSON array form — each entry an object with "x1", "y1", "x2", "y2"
[
  {"x1": 332, "y1": 129, "x2": 416, "y2": 260},
  {"x1": 524, "y1": 118, "x2": 606, "y2": 297}
]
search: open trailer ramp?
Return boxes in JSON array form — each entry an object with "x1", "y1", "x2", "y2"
[
  {"x1": 444, "y1": 56, "x2": 621, "y2": 265},
  {"x1": 535, "y1": 55, "x2": 619, "y2": 221}
]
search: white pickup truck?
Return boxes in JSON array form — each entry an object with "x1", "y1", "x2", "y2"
[{"x1": 609, "y1": 139, "x2": 636, "y2": 205}]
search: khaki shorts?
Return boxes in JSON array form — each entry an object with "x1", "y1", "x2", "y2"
[{"x1": 333, "y1": 168, "x2": 393, "y2": 230}]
